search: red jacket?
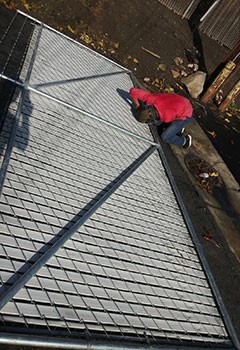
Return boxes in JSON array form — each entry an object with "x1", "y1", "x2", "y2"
[{"x1": 130, "y1": 88, "x2": 193, "y2": 123}]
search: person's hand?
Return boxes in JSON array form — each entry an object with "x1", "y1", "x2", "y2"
[
  {"x1": 135, "y1": 105, "x2": 142, "y2": 112},
  {"x1": 132, "y1": 98, "x2": 140, "y2": 109}
]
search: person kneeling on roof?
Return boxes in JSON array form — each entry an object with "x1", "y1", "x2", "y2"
[{"x1": 129, "y1": 87, "x2": 193, "y2": 148}]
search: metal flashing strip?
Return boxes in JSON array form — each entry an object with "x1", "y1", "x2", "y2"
[{"x1": 0, "y1": 145, "x2": 157, "y2": 309}]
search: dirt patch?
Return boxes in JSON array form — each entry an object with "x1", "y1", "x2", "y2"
[{"x1": 1, "y1": 0, "x2": 227, "y2": 81}]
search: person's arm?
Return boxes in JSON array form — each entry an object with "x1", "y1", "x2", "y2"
[
  {"x1": 129, "y1": 88, "x2": 151, "y2": 108},
  {"x1": 132, "y1": 97, "x2": 140, "y2": 108}
]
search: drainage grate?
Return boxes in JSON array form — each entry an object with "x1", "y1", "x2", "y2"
[{"x1": 185, "y1": 154, "x2": 222, "y2": 193}]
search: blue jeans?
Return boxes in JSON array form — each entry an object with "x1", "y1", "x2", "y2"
[{"x1": 161, "y1": 118, "x2": 192, "y2": 146}]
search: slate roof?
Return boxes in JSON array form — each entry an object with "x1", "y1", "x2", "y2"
[{"x1": 0, "y1": 10, "x2": 238, "y2": 350}]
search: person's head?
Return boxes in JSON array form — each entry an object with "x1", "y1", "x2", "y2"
[
  {"x1": 135, "y1": 108, "x2": 151, "y2": 123},
  {"x1": 135, "y1": 105, "x2": 158, "y2": 124}
]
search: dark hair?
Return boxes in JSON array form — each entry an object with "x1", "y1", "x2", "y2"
[{"x1": 135, "y1": 105, "x2": 158, "y2": 124}]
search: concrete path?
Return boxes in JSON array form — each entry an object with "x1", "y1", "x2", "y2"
[
  {"x1": 173, "y1": 118, "x2": 240, "y2": 262},
  {"x1": 150, "y1": 114, "x2": 240, "y2": 342}
]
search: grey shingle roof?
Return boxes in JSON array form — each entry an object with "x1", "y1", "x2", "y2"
[{"x1": 0, "y1": 10, "x2": 238, "y2": 349}]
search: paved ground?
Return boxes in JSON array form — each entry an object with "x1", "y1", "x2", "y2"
[{"x1": 0, "y1": 0, "x2": 240, "y2": 347}]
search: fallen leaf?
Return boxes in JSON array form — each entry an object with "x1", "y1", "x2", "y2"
[
  {"x1": 133, "y1": 58, "x2": 139, "y2": 64},
  {"x1": 67, "y1": 25, "x2": 75, "y2": 34},
  {"x1": 81, "y1": 32, "x2": 92, "y2": 44},
  {"x1": 170, "y1": 68, "x2": 180, "y2": 79},
  {"x1": 151, "y1": 78, "x2": 160, "y2": 86},
  {"x1": 209, "y1": 172, "x2": 218, "y2": 177},
  {"x1": 224, "y1": 118, "x2": 230, "y2": 123},
  {"x1": 114, "y1": 42, "x2": 119, "y2": 49},
  {"x1": 181, "y1": 70, "x2": 188, "y2": 77},
  {"x1": 165, "y1": 86, "x2": 174, "y2": 93},
  {"x1": 1, "y1": 1, "x2": 16, "y2": 9},
  {"x1": 21, "y1": 0, "x2": 30, "y2": 11},
  {"x1": 97, "y1": 40, "x2": 104, "y2": 47},
  {"x1": 207, "y1": 130, "x2": 217, "y2": 138},
  {"x1": 174, "y1": 56, "x2": 183, "y2": 65},
  {"x1": 158, "y1": 63, "x2": 166, "y2": 71}
]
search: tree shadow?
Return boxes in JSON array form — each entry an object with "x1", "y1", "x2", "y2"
[{"x1": 212, "y1": 184, "x2": 240, "y2": 226}]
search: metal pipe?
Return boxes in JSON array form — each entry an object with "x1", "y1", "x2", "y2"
[
  {"x1": 0, "y1": 145, "x2": 157, "y2": 310},
  {"x1": 201, "y1": 61, "x2": 236, "y2": 103},
  {"x1": 27, "y1": 86, "x2": 160, "y2": 147},
  {"x1": 0, "y1": 333, "x2": 162, "y2": 349},
  {"x1": 219, "y1": 79, "x2": 240, "y2": 112},
  {"x1": 0, "y1": 73, "x2": 23, "y2": 86},
  {"x1": 182, "y1": 0, "x2": 196, "y2": 19},
  {"x1": 200, "y1": 0, "x2": 220, "y2": 22},
  {"x1": 0, "y1": 332, "x2": 235, "y2": 350},
  {"x1": 0, "y1": 74, "x2": 159, "y2": 147}
]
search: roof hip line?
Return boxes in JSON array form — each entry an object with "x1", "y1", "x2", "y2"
[
  {"x1": 0, "y1": 74, "x2": 160, "y2": 148},
  {"x1": 27, "y1": 84, "x2": 160, "y2": 147},
  {"x1": 0, "y1": 145, "x2": 157, "y2": 310}
]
